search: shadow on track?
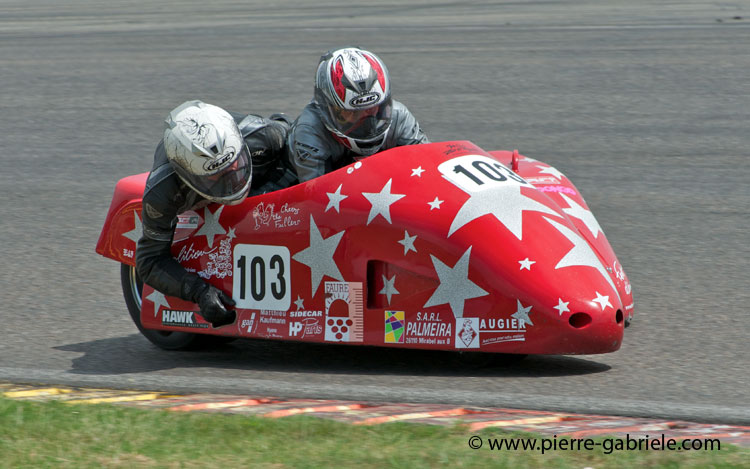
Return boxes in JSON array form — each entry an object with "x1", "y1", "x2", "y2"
[{"x1": 55, "y1": 334, "x2": 610, "y2": 377}]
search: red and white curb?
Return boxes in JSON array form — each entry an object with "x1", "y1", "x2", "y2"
[{"x1": 2, "y1": 383, "x2": 748, "y2": 447}]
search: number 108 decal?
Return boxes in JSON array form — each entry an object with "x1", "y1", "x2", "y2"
[{"x1": 232, "y1": 244, "x2": 291, "y2": 311}]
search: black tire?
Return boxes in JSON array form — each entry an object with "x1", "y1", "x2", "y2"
[{"x1": 120, "y1": 264, "x2": 234, "y2": 350}]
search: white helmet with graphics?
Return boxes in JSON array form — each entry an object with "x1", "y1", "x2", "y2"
[
  {"x1": 164, "y1": 100, "x2": 252, "y2": 205},
  {"x1": 314, "y1": 47, "x2": 392, "y2": 157}
]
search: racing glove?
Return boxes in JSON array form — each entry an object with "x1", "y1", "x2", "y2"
[{"x1": 194, "y1": 282, "x2": 237, "y2": 328}]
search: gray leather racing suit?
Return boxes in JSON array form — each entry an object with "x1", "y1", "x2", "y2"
[
  {"x1": 287, "y1": 100, "x2": 429, "y2": 182},
  {"x1": 135, "y1": 113, "x2": 295, "y2": 303}
]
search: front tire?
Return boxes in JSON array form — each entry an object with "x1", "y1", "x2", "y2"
[{"x1": 120, "y1": 263, "x2": 232, "y2": 350}]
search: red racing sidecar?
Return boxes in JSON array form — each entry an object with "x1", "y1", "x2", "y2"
[{"x1": 96, "y1": 141, "x2": 634, "y2": 354}]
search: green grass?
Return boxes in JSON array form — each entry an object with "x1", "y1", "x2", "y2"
[{"x1": 0, "y1": 397, "x2": 747, "y2": 468}]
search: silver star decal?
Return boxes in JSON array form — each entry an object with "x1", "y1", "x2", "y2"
[
  {"x1": 428, "y1": 197, "x2": 444, "y2": 210},
  {"x1": 227, "y1": 227, "x2": 237, "y2": 240},
  {"x1": 544, "y1": 217, "x2": 619, "y2": 302},
  {"x1": 424, "y1": 246, "x2": 488, "y2": 319},
  {"x1": 362, "y1": 179, "x2": 405, "y2": 224},
  {"x1": 511, "y1": 299, "x2": 533, "y2": 327},
  {"x1": 559, "y1": 194, "x2": 603, "y2": 239},
  {"x1": 122, "y1": 210, "x2": 143, "y2": 243},
  {"x1": 411, "y1": 166, "x2": 425, "y2": 177},
  {"x1": 145, "y1": 289, "x2": 170, "y2": 317},
  {"x1": 195, "y1": 206, "x2": 226, "y2": 248},
  {"x1": 294, "y1": 295, "x2": 305, "y2": 310},
  {"x1": 592, "y1": 291, "x2": 612, "y2": 310},
  {"x1": 536, "y1": 165, "x2": 564, "y2": 180},
  {"x1": 292, "y1": 215, "x2": 345, "y2": 296},
  {"x1": 379, "y1": 275, "x2": 399, "y2": 305},
  {"x1": 449, "y1": 185, "x2": 558, "y2": 238},
  {"x1": 325, "y1": 184, "x2": 348, "y2": 213},
  {"x1": 554, "y1": 298, "x2": 570, "y2": 316},
  {"x1": 398, "y1": 230, "x2": 417, "y2": 255},
  {"x1": 518, "y1": 258, "x2": 536, "y2": 270}
]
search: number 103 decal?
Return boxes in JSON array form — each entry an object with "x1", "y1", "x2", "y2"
[
  {"x1": 439, "y1": 154, "x2": 530, "y2": 193},
  {"x1": 232, "y1": 244, "x2": 291, "y2": 311}
]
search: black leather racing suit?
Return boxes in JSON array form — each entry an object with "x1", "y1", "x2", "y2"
[
  {"x1": 135, "y1": 113, "x2": 295, "y2": 303},
  {"x1": 286, "y1": 100, "x2": 429, "y2": 182}
]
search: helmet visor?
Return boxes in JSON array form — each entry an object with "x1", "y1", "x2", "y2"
[
  {"x1": 174, "y1": 145, "x2": 252, "y2": 204},
  {"x1": 327, "y1": 97, "x2": 392, "y2": 140}
]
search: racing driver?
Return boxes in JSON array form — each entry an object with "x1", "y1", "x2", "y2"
[
  {"x1": 136, "y1": 100, "x2": 295, "y2": 328},
  {"x1": 287, "y1": 47, "x2": 430, "y2": 182}
]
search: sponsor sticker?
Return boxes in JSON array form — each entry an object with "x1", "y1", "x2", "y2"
[
  {"x1": 162, "y1": 310, "x2": 208, "y2": 329},
  {"x1": 455, "y1": 318, "x2": 479, "y2": 349},
  {"x1": 324, "y1": 282, "x2": 364, "y2": 342},
  {"x1": 384, "y1": 311, "x2": 405, "y2": 344}
]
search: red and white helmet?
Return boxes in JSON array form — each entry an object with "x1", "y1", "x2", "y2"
[{"x1": 314, "y1": 47, "x2": 392, "y2": 156}]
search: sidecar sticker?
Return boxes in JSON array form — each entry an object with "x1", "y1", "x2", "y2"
[
  {"x1": 479, "y1": 313, "x2": 527, "y2": 346},
  {"x1": 518, "y1": 258, "x2": 536, "y2": 271},
  {"x1": 544, "y1": 217, "x2": 619, "y2": 302},
  {"x1": 122, "y1": 210, "x2": 142, "y2": 243},
  {"x1": 145, "y1": 290, "x2": 170, "y2": 317},
  {"x1": 411, "y1": 166, "x2": 425, "y2": 177},
  {"x1": 424, "y1": 246, "x2": 488, "y2": 319},
  {"x1": 325, "y1": 184, "x2": 348, "y2": 213},
  {"x1": 379, "y1": 275, "x2": 399, "y2": 305},
  {"x1": 384, "y1": 311, "x2": 405, "y2": 344},
  {"x1": 559, "y1": 193, "x2": 603, "y2": 239},
  {"x1": 455, "y1": 318, "x2": 480, "y2": 348},
  {"x1": 536, "y1": 164, "x2": 565, "y2": 180},
  {"x1": 428, "y1": 197, "x2": 443, "y2": 210},
  {"x1": 251, "y1": 202, "x2": 302, "y2": 230},
  {"x1": 398, "y1": 231, "x2": 417, "y2": 255},
  {"x1": 362, "y1": 178, "x2": 405, "y2": 224},
  {"x1": 232, "y1": 244, "x2": 291, "y2": 311},
  {"x1": 161, "y1": 310, "x2": 208, "y2": 329},
  {"x1": 198, "y1": 230, "x2": 234, "y2": 280},
  {"x1": 195, "y1": 206, "x2": 226, "y2": 248},
  {"x1": 554, "y1": 298, "x2": 570, "y2": 316},
  {"x1": 440, "y1": 155, "x2": 558, "y2": 238},
  {"x1": 292, "y1": 215, "x2": 345, "y2": 297},
  {"x1": 324, "y1": 281, "x2": 363, "y2": 342},
  {"x1": 394, "y1": 311, "x2": 452, "y2": 346}
]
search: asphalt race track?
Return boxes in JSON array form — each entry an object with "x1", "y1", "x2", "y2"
[{"x1": 1, "y1": 1, "x2": 748, "y2": 424}]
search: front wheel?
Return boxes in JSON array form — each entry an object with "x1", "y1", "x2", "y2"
[{"x1": 120, "y1": 264, "x2": 233, "y2": 350}]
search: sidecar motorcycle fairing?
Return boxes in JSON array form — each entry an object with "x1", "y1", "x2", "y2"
[{"x1": 96, "y1": 141, "x2": 633, "y2": 353}]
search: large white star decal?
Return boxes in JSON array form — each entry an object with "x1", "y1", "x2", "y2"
[
  {"x1": 544, "y1": 217, "x2": 619, "y2": 303},
  {"x1": 362, "y1": 179, "x2": 405, "y2": 224},
  {"x1": 325, "y1": 184, "x2": 348, "y2": 213},
  {"x1": 292, "y1": 215, "x2": 345, "y2": 296},
  {"x1": 380, "y1": 275, "x2": 399, "y2": 305},
  {"x1": 145, "y1": 289, "x2": 170, "y2": 317},
  {"x1": 536, "y1": 165, "x2": 564, "y2": 180},
  {"x1": 449, "y1": 185, "x2": 558, "y2": 239},
  {"x1": 559, "y1": 194, "x2": 603, "y2": 239},
  {"x1": 424, "y1": 246, "x2": 488, "y2": 319},
  {"x1": 122, "y1": 210, "x2": 143, "y2": 243},
  {"x1": 511, "y1": 299, "x2": 533, "y2": 327},
  {"x1": 398, "y1": 231, "x2": 417, "y2": 255},
  {"x1": 195, "y1": 206, "x2": 226, "y2": 248}
]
